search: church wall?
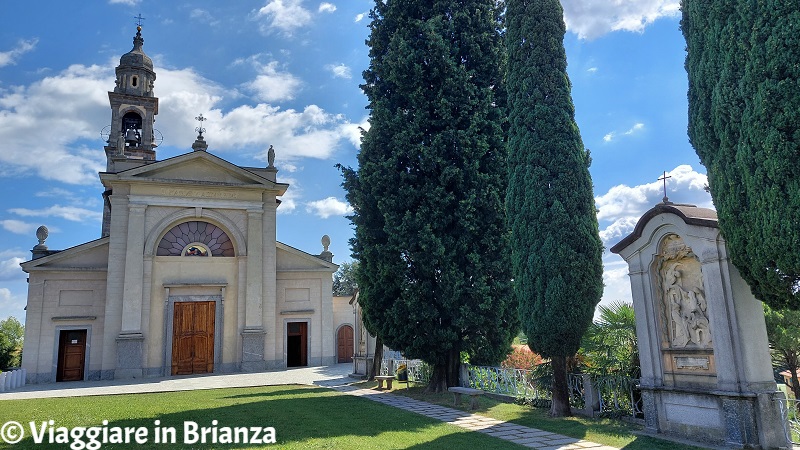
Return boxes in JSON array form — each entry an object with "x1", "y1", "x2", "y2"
[
  {"x1": 146, "y1": 256, "x2": 239, "y2": 375},
  {"x1": 22, "y1": 272, "x2": 107, "y2": 383},
  {"x1": 332, "y1": 296, "x2": 354, "y2": 333},
  {"x1": 103, "y1": 184, "x2": 131, "y2": 378},
  {"x1": 275, "y1": 272, "x2": 335, "y2": 366},
  {"x1": 261, "y1": 197, "x2": 278, "y2": 370}
]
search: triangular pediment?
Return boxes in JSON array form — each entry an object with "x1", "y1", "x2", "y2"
[
  {"x1": 101, "y1": 151, "x2": 287, "y2": 193},
  {"x1": 277, "y1": 242, "x2": 338, "y2": 272},
  {"x1": 21, "y1": 238, "x2": 109, "y2": 272}
]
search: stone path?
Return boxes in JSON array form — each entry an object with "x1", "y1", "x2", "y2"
[
  {"x1": 333, "y1": 384, "x2": 618, "y2": 450},
  {"x1": 0, "y1": 364, "x2": 618, "y2": 450}
]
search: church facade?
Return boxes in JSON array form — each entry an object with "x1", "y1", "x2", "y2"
[{"x1": 19, "y1": 26, "x2": 355, "y2": 383}]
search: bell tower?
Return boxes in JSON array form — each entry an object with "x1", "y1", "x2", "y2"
[
  {"x1": 102, "y1": 22, "x2": 159, "y2": 237},
  {"x1": 104, "y1": 23, "x2": 158, "y2": 172}
]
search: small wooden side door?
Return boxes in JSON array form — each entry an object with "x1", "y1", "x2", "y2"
[
  {"x1": 287, "y1": 322, "x2": 308, "y2": 367},
  {"x1": 56, "y1": 329, "x2": 86, "y2": 382},
  {"x1": 337, "y1": 325, "x2": 354, "y2": 363}
]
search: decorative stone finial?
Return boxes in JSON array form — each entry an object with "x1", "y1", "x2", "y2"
[
  {"x1": 35, "y1": 225, "x2": 48, "y2": 248},
  {"x1": 32, "y1": 225, "x2": 50, "y2": 260},
  {"x1": 267, "y1": 145, "x2": 276, "y2": 169},
  {"x1": 319, "y1": 235, "x2": 333, "y2": 262}
]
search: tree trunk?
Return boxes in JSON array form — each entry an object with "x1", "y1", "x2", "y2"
[
  {"x1": 368, "y1": 336, "x2": 383, "y2": 381},
  {"x1": 426, "y1": 347, "x2": 460, "y2": 393},
  {"x1": 550, "y1": 355, "x2": 572, "y2": 417},
  {"x1": 789, "y1": 362, "x2": 800, "y2": 412}
]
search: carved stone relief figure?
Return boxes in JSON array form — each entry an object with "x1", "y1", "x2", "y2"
[{"x1": 657, "y1": 235, "x2": 712, "y2": 348}]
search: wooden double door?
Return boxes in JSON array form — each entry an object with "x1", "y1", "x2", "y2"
[{"x1": 172, "y1": 301, "x2": 215, "y2": 376}]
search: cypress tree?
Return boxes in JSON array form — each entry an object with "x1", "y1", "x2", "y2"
[
  {"x1": 341, "y1": 0, "x2": 516, "y2": 392},
  {"x1": 505, "y1": 0, "x2": 604, "y2": 416},
  {"x1": 682, "y1": 0, "x2": 800, "y2": 309}
]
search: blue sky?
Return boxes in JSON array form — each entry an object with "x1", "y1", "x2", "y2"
[{"x1": 0, "y1": 0, "x2": 713, "y2": 322}]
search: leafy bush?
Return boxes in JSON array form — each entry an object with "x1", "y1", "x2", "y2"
[
  {"x1": 502, "y1": 345, "x2": 543, "y2": 370},
  {"x1": 0, "y1": 317, "x2": 24, "y2": 370}
]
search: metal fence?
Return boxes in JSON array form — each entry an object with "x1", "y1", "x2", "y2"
[
  {"x1": 592, "y1": 374, "x2": 644, "y2": 419},
  {"x1": 378, "y1": 360, "x2": 642, "y2": 418},
  {"x1": 776, "y1": 397, "x2": 800, "y2": 446},
  {"x1": 464, "y1": 365, "x2": 586, "y2": 408},
  {"x1": 380, "y1": 359, "x2": 432, "y2": 383},
  {"x1": 464, "y1": 365, "x2": 641, "y2": 418}
]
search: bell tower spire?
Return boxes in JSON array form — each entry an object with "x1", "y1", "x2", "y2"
[{"x1": 105, "y1": 19, "x2": 159, "y2": 172}]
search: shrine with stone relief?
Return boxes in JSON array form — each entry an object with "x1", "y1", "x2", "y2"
[{"x1": 611, "y1": 200, "x2": 787, "y2": 448}]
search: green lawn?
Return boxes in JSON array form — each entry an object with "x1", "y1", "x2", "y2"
[
  {"x1": 376, "y1": 381, "x2": 704, "y2": 450},
  {"x1": 0, "y1": 385, "x2": 525, "y2": 449}
]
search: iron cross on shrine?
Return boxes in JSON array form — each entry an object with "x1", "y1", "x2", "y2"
[
  {"x1": 134, "y1": 14, "x2": 146, "y2": 27},
  {"x1": 659, "y1": 171, "x2": 672, "y2": 203}
]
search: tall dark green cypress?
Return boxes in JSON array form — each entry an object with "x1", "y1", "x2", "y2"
[
  {"x1": 505, "y1": 0, "x2": 604, "y2": 416},
  {"x1": 341, "y1": 0, "x2": 516, "y2": 392},
  {"x1": 683, "y1": 0, "x2": 800, "y2": 309}
]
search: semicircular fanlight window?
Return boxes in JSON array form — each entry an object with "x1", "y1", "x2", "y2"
[{"x1": 156, "y1": 221, "x2": 235, "y2": 257}]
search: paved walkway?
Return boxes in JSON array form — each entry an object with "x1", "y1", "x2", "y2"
[
  {"x1": 0, "y1": 364, "x2": 617, "y2": 450},
  {"x1": 333, "y1": 384, "x2": 618, "y2": 450}
]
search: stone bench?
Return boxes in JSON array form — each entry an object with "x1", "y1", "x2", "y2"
[
  {"x1": 375, "y1": 375, "x2": 395, "y2": 389},
  {"x1": 448, "y1": 386, "x2": 483, "y2": 410}
]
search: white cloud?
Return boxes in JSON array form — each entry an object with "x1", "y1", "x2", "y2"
[
  {"x1": 594, "y1": 166, "x2": 712, "y2": 312},
  {"x1": 325, "y1": 63, "x2": 352, "y2": 79},
  {"x1": 319, "y1": 3, "x2": 336, "y2": 13},
  {"x1": 587, "y1": 67, "x2": 598, "y2": 73},
  {"x1": 1, "y1": 220, "x2": 39, "y2": 235},
  {"x1": 256, "y1": 0, "x2": 313, "y2": 35},
  {"x1": 0, "y1": 63, "x2": 110, "y2": 184},
  {"x1": 35, "y1": 188, "x2": 75, "y2": 198},
  {"x1": 306, "y1": 197, "x2": 353, "y2": 218},
  {"x1": 355, "y1": 13, "x2": 367, "y2": 23},
  {"x1": 0, "y1": 250, "x2": 26, "y2": 281},
  {"x1": 603, "y1": 122, "x2": 645, "y2": 142},
  {"x1": 561, "y1": 0, "x2": 680, "y2": 40},
  {"x1": 108, "y1": 0, "x2": 140, "y2": 5},
  {"x1": 9, "y1": 205, "x2": 103, "y2": 223},
  {"x1": 0, "y1": 39, "x2": 38, "y2": 68},
  {"x1": 0, "y1": 54, "x2": 358, "y2": 187},
  {"x1": 625, "y1": 123, "x2": 644, "y2": 135},
  {"x1": 190, "y1": 9, "x2": 219, "y2": 26},
  {"x1": 0, "y1": 287, "x2": 26, "y2": 322},
  {"x1": 595, "y1": 164, "x2": 713, "y2": 248},
  {"x1": 277, "y1": 176, "x2": 300, "y2": 214},
  {"x1": 599, "y1": 259, "x2": 633, "y2": 310},
  {"x1": 340, "y1": 118, "x2": 368, "y2": 148},
  {"x1": 244, "y1": 61, "x2": 303, "y2": 102}
]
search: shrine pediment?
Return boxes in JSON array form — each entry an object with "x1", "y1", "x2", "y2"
[
  {"x1": 21, "y1": 238, "x2": 109, "y2": 273},
  {"x1": 101, "y1": 151, "x2": 288, "y2": 194},
  {"x1": 277, "y1": 242, "x2": 338, "y2": 272}
]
